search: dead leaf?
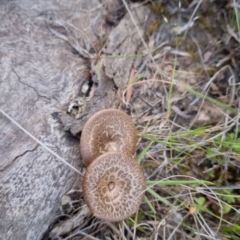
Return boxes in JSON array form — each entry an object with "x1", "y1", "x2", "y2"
[{"x1": 203, "y1": 51, "x2": 213, "y2": 63}]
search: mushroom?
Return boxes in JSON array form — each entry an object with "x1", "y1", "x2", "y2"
[
  {"x1": 80, "y1": 109, "x2": 137, "y2": 166},
  {"x1": 82, "y1": 152, "x2": 146, "y2": 222}
]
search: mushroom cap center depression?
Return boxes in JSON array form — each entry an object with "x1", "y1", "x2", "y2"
[
  {"x1": 95, "y1": 128, "x2": 123, "y2": 153},
  {"x1": 108, "y1": 181, "x2": 115, "y2": 191},
  {"x1": 99, "y1": 174, "x2": 126, "y2": 203}
]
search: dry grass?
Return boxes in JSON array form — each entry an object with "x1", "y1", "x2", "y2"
[{"x1": 125, "y1": 1, "x2": 240, "y2": 239}]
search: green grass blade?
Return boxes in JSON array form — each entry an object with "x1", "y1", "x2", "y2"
[
  {"x1": 147, "y1": 180, "x2": 213, "y2": 186},
  {"x1": 186, "y1": 87, "x2": 238, "y2": 114},
  {"x1": 136, "y1": 141, "x2": 154, "y2": 162},
  {"x1": 147, "y1": 188, "x2": 173, "y2": 206},
  {"x1": 144, "y1": 195, "x2": 156, "y2": 214}
]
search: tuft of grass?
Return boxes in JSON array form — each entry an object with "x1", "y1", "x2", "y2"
[{"x1": 135, "y1": 92, "x2": 240, "y2": 238}]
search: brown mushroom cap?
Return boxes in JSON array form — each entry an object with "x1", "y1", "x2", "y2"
[
  {"x1": 82, "y1": 152, "x2": 146, "y2": 222},
  {"x1": 80, "y1": 109, "x2": 137, "y2": 166}
]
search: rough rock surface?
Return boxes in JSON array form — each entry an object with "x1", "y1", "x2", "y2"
[{"x1": 0, "y1": 0, "x2": 151, "y2": 239}]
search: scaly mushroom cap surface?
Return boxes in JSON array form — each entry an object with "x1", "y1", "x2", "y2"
[
  {"x1": 82, "y1": 152, "x2": 146, "y2": 222},
  {"x1": 80, "y1": 109, "x2": 137, "y2": 166}
]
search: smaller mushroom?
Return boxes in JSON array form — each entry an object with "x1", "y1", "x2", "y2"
[
  {"x1": 80, "y1": 109, "x2": 137, "y2": 166},
  {"x1": 82, "y1": 152, "x2": 146, "y2": 222}
]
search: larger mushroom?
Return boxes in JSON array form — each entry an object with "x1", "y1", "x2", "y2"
[
  {"x1": 82, "y1": 152, "x2": 146, "y2": 222},
  {"x1": 80, "y1": 109, "x2": 137, "y2": 166}
]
